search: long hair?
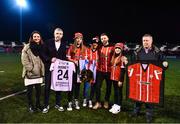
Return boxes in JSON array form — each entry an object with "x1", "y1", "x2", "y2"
[
  {"x1": 71, "y1": 38, "x2": 86, "y2": 55},
  {"x1": 28, "y1": 31, "x2": 43, "y2": 44},
  {"x1": 111, "y1": 52, "x2": 122, "y2": 66}
]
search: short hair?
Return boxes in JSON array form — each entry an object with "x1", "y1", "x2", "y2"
[
  {"x1": 54, "y1": 28, "x2": 63, "y2": 33},
  {"x1": 100, "y1": 33, "x2": 108, "y2": 37},
  {"x1": 143, "y1": 33, "x2": 153, "y2": 38},
  {"x1": 142, "y1": 34, "x2": 153, "y2": 42}
]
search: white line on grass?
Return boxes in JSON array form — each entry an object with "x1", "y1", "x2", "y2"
[
  {"x1": 0, "y1": 83, "x2": 45, "y2": 101},
  {"x1": 0, "y1": 89, "x2": 27, "y2": 101}
]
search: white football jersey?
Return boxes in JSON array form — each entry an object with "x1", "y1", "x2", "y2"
[{"x1": 50, "y1": 59, "x2": 76, "y2": 91}]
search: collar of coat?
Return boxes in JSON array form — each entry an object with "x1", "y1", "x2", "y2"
[
  {"x1": 136, "y1": 45, "x2": 160, "y2": 54},
  {"x1": 22, "y1": 43, "x2": 30, "y2": 52}
]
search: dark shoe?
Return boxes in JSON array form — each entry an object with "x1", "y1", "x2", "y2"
[
  {"x1": 54, "y1": 104, "x2": 60, "y2": 109},
  {"x1": 146, "y1": 117, "x2": 152, "y2": 123},
  {"x1": 35, "y1": 104, "x2": 43, "y2": 111},
  {"x1": 146, "y1": 115, "x2": 153, "y2": 123},
  {"x1": 28, "y1": 106, "x2": 34, "y2": 113},
  {"x1": 129, "y1": 112, "x2": 139, "y2": 118}
]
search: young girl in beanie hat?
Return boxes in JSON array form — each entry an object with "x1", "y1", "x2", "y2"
[{"x1": 109, "y1": 42, "x2": 128, "y2": 114}]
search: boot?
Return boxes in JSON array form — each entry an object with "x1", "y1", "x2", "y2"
[{"x1": 93, "y1": 102, "x2": 102, "y2": 110}]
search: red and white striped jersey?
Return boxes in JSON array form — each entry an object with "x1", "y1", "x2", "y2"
[
  {"x1": 110, "y1": 56, "x2": 125, "y2": 81},
  {"x1": 128, "y1": 63, "x2": 163, "y2": 104},
  {"x1": 86, "y1": 49, "x2": 99, "y2": 83},
  {"x1": 67, "y1": 45, "x2": 88, "y2": 61},
  {"x1": 87, "y1": 49, "x2": 99, "y2": 69},
  {"x1": 98, "y1": 45, "x2": 114, "y2": 72}
]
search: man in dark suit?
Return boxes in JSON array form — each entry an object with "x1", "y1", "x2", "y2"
[{"x1": 41, "y1": 28, "x2": 67, "y2": 113}]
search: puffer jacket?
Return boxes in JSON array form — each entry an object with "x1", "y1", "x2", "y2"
[{"x1": 21, "y1": 43, "x2": 44, "y2": 79}]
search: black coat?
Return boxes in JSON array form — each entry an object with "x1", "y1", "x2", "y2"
[
  {"x1": 130, "y1": 45, "x2": 166, "y2": 67},
  {"x1": 41, "y1": 38, "x2": 67, "y2": 67},
  {"x1": 127, "y1": 45, "x2": 168, "y2": 106}
]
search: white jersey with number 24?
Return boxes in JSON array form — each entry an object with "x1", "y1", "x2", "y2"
[{"x1": 50, "y1": 59, "x2": 76, "y2": 91}]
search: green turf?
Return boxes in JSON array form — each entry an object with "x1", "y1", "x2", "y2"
[
  {"x1": 0, "y1": 53, "x2": 24, "y2": 97},
  {"x1": 0, "y1": 53, "x2": 180, "y2": 123}
]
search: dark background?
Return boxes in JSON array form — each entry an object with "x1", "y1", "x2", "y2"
[{"x1": 0, "y1": 0, "x2": 180, "y2": 45}]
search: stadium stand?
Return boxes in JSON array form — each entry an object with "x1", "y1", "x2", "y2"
[{"x1": 0, "y1": 41, "x2": 24, "y2": 53}]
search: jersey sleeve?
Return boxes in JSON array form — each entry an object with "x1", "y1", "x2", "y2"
[
  {"x1": 71, "y1": 62, "x2": 76, "y2": 73},
  {"x1": 49, "y1": 62, "x2": 55, "y2": 71}
]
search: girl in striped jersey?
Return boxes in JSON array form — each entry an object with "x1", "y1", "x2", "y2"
[
  {"x1": 66, "y1": 32, "x2": 88, "y2": 111},
  {"x1": 82, "y1": 36, "x2": 99, "y2": 108},
  {"x1": 109, "y1": 43, "x2": 128, "y2": 114}
]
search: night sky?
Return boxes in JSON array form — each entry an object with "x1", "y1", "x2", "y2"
[{"x1": 0, "y1": 0, "x2": 180, "y2": 45}]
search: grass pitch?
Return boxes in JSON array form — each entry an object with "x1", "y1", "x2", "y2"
[{"x1": 0, "y1": 53, "x2": 180, "y2": 123}]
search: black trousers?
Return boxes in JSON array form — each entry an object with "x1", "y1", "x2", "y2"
[
  {"x1": 95, "y1": 71, "x2": 112, "y2": 102},
  {"x1": 134, "y1": 102, "x2": 153, "y2": 118},
  {"x1": 112, "y1": 80, "x2": 123, "y2": 106},
  {"x1": 27, "y1": 84, "x2": 41, "y2": 107},
  {"x1": 67, "y1": 72, "x2": 80, "y2": 102},
  {"x1": 44, "y1": 67, "x2": 61, "y2": 107}
]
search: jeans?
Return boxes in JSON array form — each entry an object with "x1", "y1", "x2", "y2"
[{"x1": 83, "y1": 82, "x2": 90, "y2": 99}]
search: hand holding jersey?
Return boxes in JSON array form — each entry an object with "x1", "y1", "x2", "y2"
[
  {"x1": 121, "y1": 56, "x2": 128, "y2": 65},
  {"x1": 118, "y1": 81, "x2": 123, "y2": 87},
  {"x1": 74, "y1": 61, "x2": 78, "y2": 66},
  {"x1": 51, "y1": 57, "x2": 57, "y2": 63},
  {"x1": 127, "y1": 34, "x2": 168, "y2": 105},
  {"x1": 162, "y1": 61, "x2": 168, "y2": 68},
  {"x1": 128, "y1": 34, "x2": 168, "y2": 123}
]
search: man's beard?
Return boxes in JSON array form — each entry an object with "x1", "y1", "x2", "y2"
[{"x1": 103, "y1": 41, "x2": 107, "y2": 46}]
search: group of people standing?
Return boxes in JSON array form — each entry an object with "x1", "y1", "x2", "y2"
[{"x1": 21, "y1": 27, "x2": 168, "y2": 123}]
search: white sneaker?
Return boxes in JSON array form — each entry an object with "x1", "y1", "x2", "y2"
[
  {"x1": 88, "y1": 100, "x2": 93, "y2": 108},
  {"x1": 109, "y1": 104, "x2": 116, "y2": 113},
  {"x1": 58, "y1": 106, "x2": 64, "y2": 112},
  {"x1": 74, "y1": 99, "x2": 80, "y2": 110},
  {"x1": 112, "y1": 105, "x2": 121, "y2": 114},
  {"x1": 83, "y1": 99, "x2": 87, "y2": 107},
  {"x1": 67, "y1": 102, "x2": 73, "y2": 111},
  {"x1": 42, "y1": 105, "x2": 50, "y2": 113}
]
